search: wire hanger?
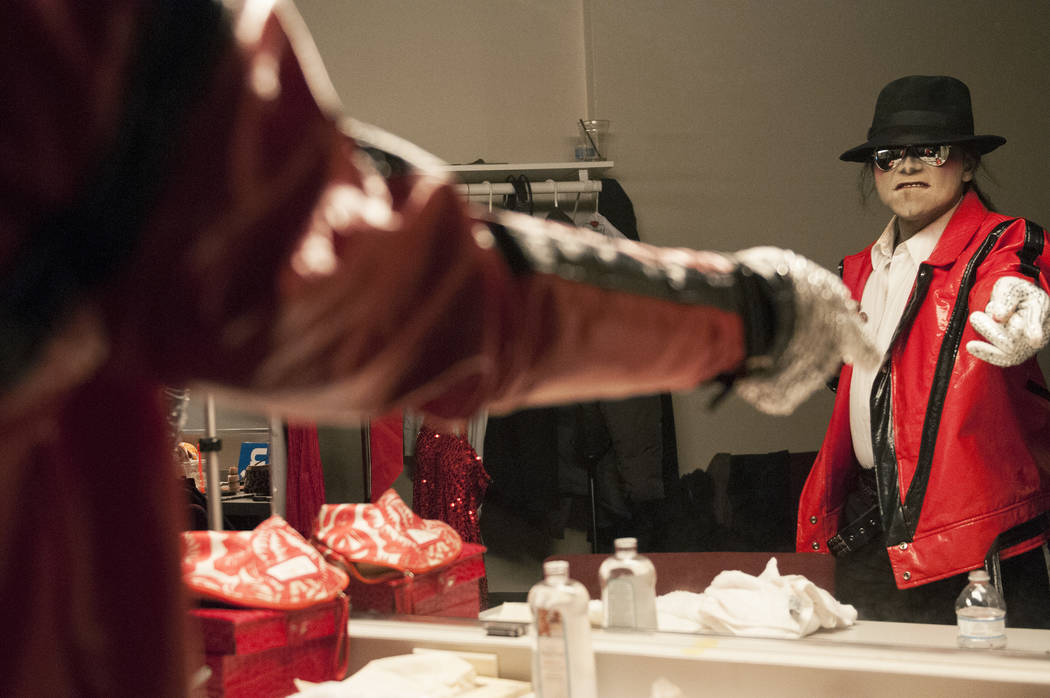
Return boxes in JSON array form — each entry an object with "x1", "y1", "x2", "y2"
[{"x1": 546, "y1": 179, "x2": 574, "y2": 224}]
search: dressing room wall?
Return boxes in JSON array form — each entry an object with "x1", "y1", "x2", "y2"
[
  {"x1": 295, "y1": 0, "x2": 1050, "y2": 476},
  {"x1": 295, "y1": 0, "x2": 589, "y2": 163}
]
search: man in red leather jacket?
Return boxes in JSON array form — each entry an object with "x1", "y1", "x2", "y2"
[
  {"x1": 0, "y1": 2, "x2": 877, "y2": 695},
  {"x1": 797, "y1": 75, "x2": 1050, "y2": 626}
]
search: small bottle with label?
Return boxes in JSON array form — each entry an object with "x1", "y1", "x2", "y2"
[
  {"x1": 528, "y1": 560, "x2": 598, "y2": 698},
  {"x1": 955, "y1": 568, "x2": 1007, "y2": 649},
  {"x1": 599, "y1": 537, "x2": 658, "y2": 630},
  {"x1": 227, "y1": 466, "x2": 240, "y2": 494}
]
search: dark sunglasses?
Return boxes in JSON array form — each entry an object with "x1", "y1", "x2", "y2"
[{"x1": 872, "y1": 144, "x2": 951, "y2": 172}]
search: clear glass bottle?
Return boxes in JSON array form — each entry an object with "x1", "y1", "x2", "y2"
[
  {"x1": 599, "y1": 537, "x2": 658, "y2": 630},
  {"x1": 955, "y1": 568, "x2": 1007, "y2": 649},
  {"x1": 528, "y1": 560, "x2": 598, "y2": 698}
]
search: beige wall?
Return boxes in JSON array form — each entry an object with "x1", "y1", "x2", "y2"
[
  {"x1": 296, "y1": 0, "x2": 589, "y2": 163},
  {"x1": 295, "y1": 0, "x2": 1050, "y2": 475}
]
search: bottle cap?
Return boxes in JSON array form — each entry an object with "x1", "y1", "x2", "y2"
[
  {"x1": 614, "y1": 537, "x2": 638, "y2": 549},
  {"x1": 968, "y1": 568, "x2": 991, "y2": 582},
  {"x1": 543, "y1": 560, "x2": 570, "y2": 578}
]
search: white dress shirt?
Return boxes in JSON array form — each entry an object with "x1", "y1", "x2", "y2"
[{"x1": 849, "y1": 202, "x2": 959, "y2": 469}]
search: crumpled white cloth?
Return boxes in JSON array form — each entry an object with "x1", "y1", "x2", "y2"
[
  {"x1": 655, "y1": 557, "x2": 856, "y2": 638},
  {"x1": 291, "y1": 652, "x2": 495, "y2": 698}
]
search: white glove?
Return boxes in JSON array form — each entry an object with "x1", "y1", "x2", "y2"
[
  {"x1": 733, "y1": 247, "x2": 880, "y2": 415},
  {"x1": 967, "y1": 276, "x2": 1050, "y2": 367}
]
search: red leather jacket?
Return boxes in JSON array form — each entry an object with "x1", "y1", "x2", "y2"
[
  {"x1": 1, "y1": 2, "x2": 785, "y2": 695},
  {"x1": 797, "y1": 191, "x2": 1050, "y2": 589}
]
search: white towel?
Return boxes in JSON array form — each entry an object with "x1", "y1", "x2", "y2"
[
  {"x1": 656, "y1": 557, "x2": 856, "y2": 638},
  {"x1": 292, "y1": 653, "x2": 478, "y2": 697},
  {"x1": 291, "y1": 652, "x2": 534, "y2": 698}
]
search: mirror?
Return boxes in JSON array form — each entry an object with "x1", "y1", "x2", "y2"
[{"x1": 174, "y1": 1, "x2": 1050, "y2": 647}]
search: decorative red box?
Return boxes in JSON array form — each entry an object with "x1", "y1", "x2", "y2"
[
  {"x1": 347, "y1": 543, "x2": 486, "y2": 617},
  {"x1": 190, "y1": 596, "x2": 349, "y2": 698}
]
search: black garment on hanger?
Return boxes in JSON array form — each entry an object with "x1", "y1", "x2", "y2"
[
  {"x1": 546, "y1": 207, "x2": 575, "y2": 225},
  {"x1": 480, "y1": 178, "x2": 682, "y2": 553},
  {"x1": 595, "y1": 177, "x2": 681, "y2": 519},
  {"x1": 595, "y1": 178, "x2": 639, "y2": 240}
]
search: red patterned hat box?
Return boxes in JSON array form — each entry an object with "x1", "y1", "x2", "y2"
[
  {"x1": 189, "y1": 595, "x2": 348, "y2": 698},
  {"x1": 347, "y1": 542, "x2": 486, "y2": 617}
]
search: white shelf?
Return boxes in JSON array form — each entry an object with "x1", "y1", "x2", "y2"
[
  {"x1": 442, "y1": 161, "x2": 613, "y2": 184},
  {"x1": 348, "y1": 618, "x2": 1050, "y2": 697}
]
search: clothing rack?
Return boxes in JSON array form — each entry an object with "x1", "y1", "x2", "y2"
[
  {"x1": 456, "y1": 179, "x2": 602, "y2": 197},
  {"x1": 444, "y1": 160, "x2": 612, "y2": 197}
]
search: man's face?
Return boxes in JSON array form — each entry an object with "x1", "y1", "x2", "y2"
[{"x1": 874, "y1": 146, "x2": 973, "y2": 237}]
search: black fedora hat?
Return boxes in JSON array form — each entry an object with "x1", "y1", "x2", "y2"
[{"x1": 839, "y1": 75, "x2": 1005, "y2": 162}]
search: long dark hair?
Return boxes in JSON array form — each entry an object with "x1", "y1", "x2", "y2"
[{"x1": 857, "y1": 143, "x2": 997, "y2": 211}]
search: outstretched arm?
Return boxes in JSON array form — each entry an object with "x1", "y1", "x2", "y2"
[{"x1": 0, "y1": 0, "x2": 876, "y2": 424}]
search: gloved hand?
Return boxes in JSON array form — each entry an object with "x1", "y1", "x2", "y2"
[
  {"x1": 967, "y1": 276, "x2": 1050, "y2": 367},
  {"x1": 732, "y1": 247, "x2": 880, "y2": 415}
]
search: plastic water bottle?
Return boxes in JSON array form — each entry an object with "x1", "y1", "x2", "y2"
[
  {"x1": 599, "y1": 537, "x2": 658, "y2": 630},
  {"x1": 528, "y1": 560, "x2": 598, "y2": 698},
  {"x1": 955, "y1": 568, "x2": 1007, "y2": 649}
]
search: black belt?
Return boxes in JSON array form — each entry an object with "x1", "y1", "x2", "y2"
[{"x1": 827, "y1": 504, "x2": 882, "y2": 556}]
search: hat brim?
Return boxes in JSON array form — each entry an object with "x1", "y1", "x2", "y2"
[{"x1": 839, "y1": 133, "x2": 1006, "y2": 162}]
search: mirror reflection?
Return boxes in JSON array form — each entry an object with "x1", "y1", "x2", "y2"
[
  {"x1": 290, "y1": 0, "x2": 1050, "y2": 637},
  {"x1": 170, "y1": 0, "x2": 1050, "y2": 646}
]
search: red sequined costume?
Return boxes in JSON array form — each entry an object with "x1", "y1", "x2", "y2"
[
  {"x1": 0, "y1": 1, "x2": 868, "y2": 695},
  {"x1": 413, "y1": 425, "x2": 491, "y2": 606},
  {"x1": 413, "y1": 426, "x2": 490, "y2": 545}
]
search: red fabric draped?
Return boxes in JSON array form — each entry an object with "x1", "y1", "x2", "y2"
[
  {"x1": 368, "y1": 411, "x2": 404, "y2": 501},
  {"x1": 285, "y1": 422, "x2": 325, "y2": 538}
]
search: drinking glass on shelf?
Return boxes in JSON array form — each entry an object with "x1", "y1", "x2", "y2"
[{"x1": 575, "y1": 119, "x2": 609, "y2": 161}]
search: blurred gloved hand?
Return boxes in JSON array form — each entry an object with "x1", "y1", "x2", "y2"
[
  {"x1": 732, "y1": 247, "x2": 880, "y2": 415},
  {"x1": 967, "y1": 276, "x2": 1050, "y2": 367}
]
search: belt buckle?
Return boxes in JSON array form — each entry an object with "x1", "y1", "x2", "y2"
[{"x1": 827, "y1": 532, "x2": 851, "y2": 556}]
